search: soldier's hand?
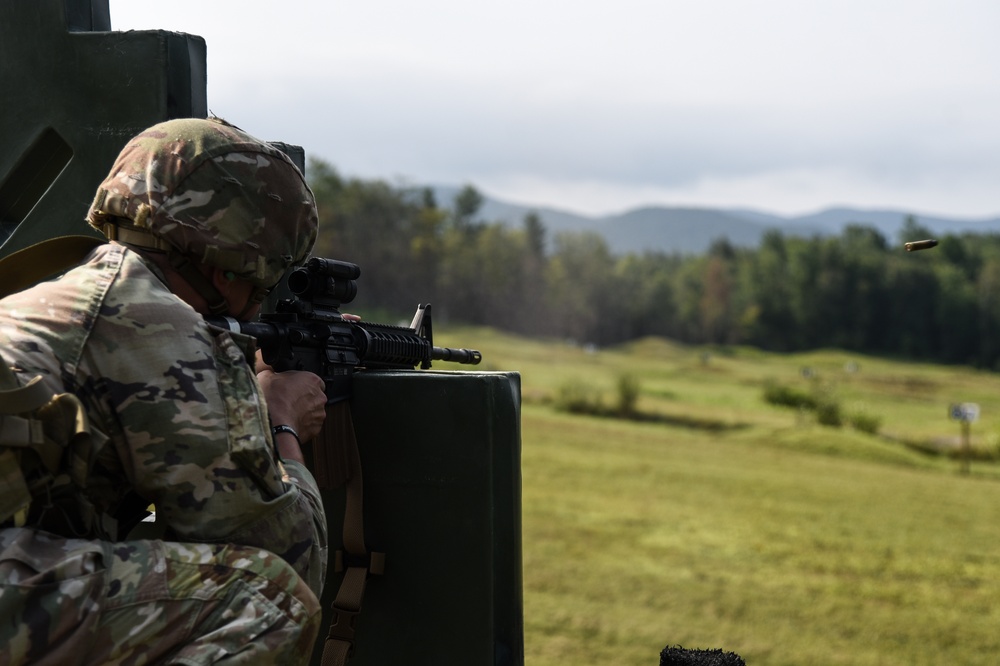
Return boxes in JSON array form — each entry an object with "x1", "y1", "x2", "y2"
[
  {"x1": 257, "y1": 369, "x2": 327, "y2": 443},
  {"x1": 255, "y1": 349, "x2": 270, "y2": 374}
]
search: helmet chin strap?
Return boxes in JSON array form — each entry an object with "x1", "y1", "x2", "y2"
[
  {"x1": 234, "y1": 285, "x2": 271, "y2": 320},
  {"x1": 103, "y1": 219, "x2": 231, "y2": 316},
  {"x1": 167, "y1": 253, "x2": 231, "y2": 316},
  {"x1": 103, "y1": 218, "x2": 270, "y2": 318}
]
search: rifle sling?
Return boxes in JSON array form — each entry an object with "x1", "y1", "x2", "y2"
[
  {"x1": 320, "y1": 401, "x2": 384, "y2": 666},
  {"x1": 313, "y1": 403, "x2": 351, "y2": 490}
]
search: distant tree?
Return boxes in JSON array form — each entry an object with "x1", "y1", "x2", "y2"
[
  {"x1": 886, "y1": 260, "x2": 939, "y2": 358},
  {"x1": 421, "y1": 186, "x2": 438, "y2": 210},
  {"x1": 787, "y1": 237, "x2": 826, "y2": 348},
  {"x1": 977, "y1": 260, "x2": 1000, "y2": 367},
  {"x1": 307, "y1": 158, "x2": 430, "y2": 313},
  {"x1": 838, "y1": 225, "x2": 891, "y2": 350},
  {"x1": 898, "y1": 215, "x2": 934, "y2": 246},
  {"x1": 466, "y1": 223, "x2": 525, "y2": 325},
  {"x1": 745, "y1": 230, "x2": 795, "y2": 350},
  {"x1": 519, "y1": 212, "x2": 549, "y2": 334},
  {"x1": 673, "y1": 258, "x2": 707, "y2": 343},
  {"x1": 303, "y1": 164, "x2": 1000, "y2": 366},
  {"x1": 934, "y1": 263, "x2": 978, "y2": 364},
  {"x1": 545, "y1": 232, "x2": 615, "y2": 343},
  {"x1": 452, "y1": 184, "x2": 485, "y2": 231},
  {"x1": 700, "y1": 255, "x2": 735, "y2": 344},
  {"x1": 614, "y1": 253, "x2": 679, "y2": 341},
  {"x1": 524, "y1": 212, "x2": 546, "y2": 258},
  {"x1": 707, "y1": 236, "x2": 736, "y2": 261},
  {"x1": 409, "y1": 200, "x2": 448, "y2": 309},
  {"x1": 842, "y1": 224, "x2": 888, "y2": 253}
]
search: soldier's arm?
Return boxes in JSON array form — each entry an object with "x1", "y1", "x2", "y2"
[{"x1": 85, "y1": 259, "x2": 328, "y2": 594}]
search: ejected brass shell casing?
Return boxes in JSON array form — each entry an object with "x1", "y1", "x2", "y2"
[{"x1": 904, "y1": 239, "x2": 938, "y2": 252}]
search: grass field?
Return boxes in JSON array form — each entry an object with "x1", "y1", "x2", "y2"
[{"x1": 438, "y1": 328, "x2": 1000, "y2": 665}]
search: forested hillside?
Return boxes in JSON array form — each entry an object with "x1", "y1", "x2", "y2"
[{"x1": 308, "y1": 160, "x2": 1000, "y2": 368}]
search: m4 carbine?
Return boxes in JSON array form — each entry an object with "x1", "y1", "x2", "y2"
[{"x1": 208, "y1": 257, "x2": 482, "y2": 404}]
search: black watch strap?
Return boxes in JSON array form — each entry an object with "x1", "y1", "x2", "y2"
[{"x1": 271, "y1": 424, "x2": 301, "y2": 445}]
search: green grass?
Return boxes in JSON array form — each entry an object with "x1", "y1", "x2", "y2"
[{"x1": 437, "y1": 328, "x2": 1000, "y2": 665}]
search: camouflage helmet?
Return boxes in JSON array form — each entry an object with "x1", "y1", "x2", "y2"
[{"x1": 87, "y1": 117, "x2": 318, "y2": 289}]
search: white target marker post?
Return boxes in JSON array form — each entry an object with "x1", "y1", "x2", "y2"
[{"x1": 949, "y1": 402, "x2": 980, "y2": 475}]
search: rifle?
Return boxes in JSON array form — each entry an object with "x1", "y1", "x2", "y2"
[
  {"x1": 208, "y1": 254, "x2": 483, "y2": 496},
  {"x1": 211, "y1": 258, "x2": 483, "y2": 658},
  {"x1": 207, "y1": 256, "x2": 482, "y2": 405}
]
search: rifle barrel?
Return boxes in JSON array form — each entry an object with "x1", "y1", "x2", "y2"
[{"x1": 431, "y1": 346, "x2": 482, "y2": 365}]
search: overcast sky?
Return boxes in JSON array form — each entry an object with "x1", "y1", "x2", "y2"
[{"x1": 109, "y1": 0, "x2": 1000, "y2": 219}]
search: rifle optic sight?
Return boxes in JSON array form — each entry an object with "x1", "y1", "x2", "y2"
[{"x1": 287, "y1": 257, "x2": 360, "y2": 307}]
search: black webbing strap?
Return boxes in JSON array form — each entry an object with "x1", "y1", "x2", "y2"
[{"x1": 320, "y1": 402, "x2": 384, "y2": 666}]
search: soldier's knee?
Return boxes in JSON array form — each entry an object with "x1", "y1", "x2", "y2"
[{"x1": 110, "y1": 540, "x2": 323, "y2": 664}]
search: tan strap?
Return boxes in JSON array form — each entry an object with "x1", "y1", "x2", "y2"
[
  {"x1": 0, "y1": 243, "x2": 109, "y2": 532},
  {"x1": 101, "y1": 222, "x2": 172, "y2": 252},
  {"x1": 313, "y1": 402, "x2": 352, "y2": 490},
  {"x1": 103, "y1": 221, "x2": 269, "y2": 281},
  {"x1": 0, "y1": 448, "x2": 32, "y2": 527},
  {"x1": 322, "y1": 566, "x2": 367, "y2": 666},
  {"x1": 0, "y1": 414, "x2": 45, "y2": 448},
  {"x1": 0, "y1": 374, "x2": 52, "y2": 414},
  {"x1": 0, "y1": 384, "x2": 92, "y2": 476},
  {"x1": 320, "y1": 402, "x2": 384, "y2": 665},
  {"x1": 0, "y1": 351, "x2": 51, "y2": 457},
  {"x1": 41, "y1": 392, "x2": 98, "y2": 484},
  {"x1": 0, "y1": 235, "x2": 103, "y2": 298}
]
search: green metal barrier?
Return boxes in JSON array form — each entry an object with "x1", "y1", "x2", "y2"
[
  {"x1": 0, "y1": 0, "x2": 207, "y2": 256},
  {"x1": 313, "y1": 371, "x2": 524, "y2": 665}
]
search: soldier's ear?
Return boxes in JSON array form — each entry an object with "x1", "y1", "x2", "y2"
[{"x1": 210, "y1": 267, "x2": 238, "y2": 294}]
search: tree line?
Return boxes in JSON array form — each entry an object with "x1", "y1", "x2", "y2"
[{"x1": 307, "y1": 159, "x2": 1000, "y2": 368}]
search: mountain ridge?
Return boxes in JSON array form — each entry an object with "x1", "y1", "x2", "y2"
[{"x1": 430, "y1": 185, "x2": 1000, "y2": 255}]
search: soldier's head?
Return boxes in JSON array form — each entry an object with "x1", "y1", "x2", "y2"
[{"x1": 87, "y1": 116, "x2": 318, "y2": 318}]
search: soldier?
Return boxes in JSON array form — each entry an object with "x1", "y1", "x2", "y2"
[{"x1": 0, "y1": 117, "x2": 328, "y2": 665}]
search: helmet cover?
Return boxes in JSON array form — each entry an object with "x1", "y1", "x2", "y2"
[{"x1": 88, "y1": 117, "x2": 318, "y2": 287}]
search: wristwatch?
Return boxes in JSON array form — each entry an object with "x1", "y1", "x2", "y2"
[{"x1": 271, "y1": 424, "x2": 301, "y2": 445}]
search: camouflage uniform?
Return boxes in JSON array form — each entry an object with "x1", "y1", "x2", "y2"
[{"x1": 0, "y1": 119, "x2": 327, "y2": 665}]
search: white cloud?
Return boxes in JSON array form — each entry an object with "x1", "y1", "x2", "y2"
[
  {"x1": 475, "y1": 164, "x2": 1000, "y2": 219},
  {"x1": 108, "y1": 0, "x2": 1000, "y2": 217}
]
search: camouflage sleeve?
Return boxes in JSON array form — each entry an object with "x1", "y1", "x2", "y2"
[
  {"x1": 278, "y1": 459, "x2": 327, "y2": 593},
  {"x1": 83, "y1": 250, "x2": 328, "y2": 596}
]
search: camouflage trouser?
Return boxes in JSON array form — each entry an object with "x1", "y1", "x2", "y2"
[{"x1": 0, "y1": 527, "x2": 322, "y2": 665}]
